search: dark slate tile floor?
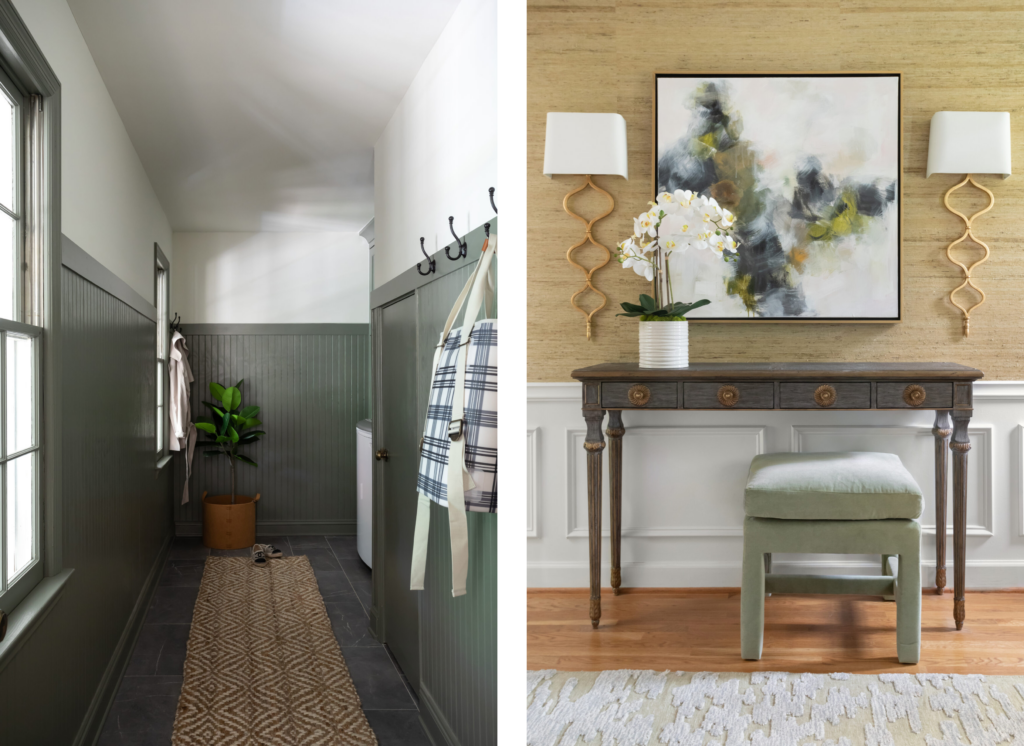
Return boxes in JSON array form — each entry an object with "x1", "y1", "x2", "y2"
[{"x1": 97, "y1": 535, "x2": 430, "y2": 746}]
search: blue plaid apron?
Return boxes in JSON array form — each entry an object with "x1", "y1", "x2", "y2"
[{"x1": 410, "y1": 236, "x2": 497, "y2": 597}]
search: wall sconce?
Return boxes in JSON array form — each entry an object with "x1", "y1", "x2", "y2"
[
  {"x1": 927, "y1": 111, "x2": 1012, "y2": 337},
  {"x1": 543, "y1": 112, "x2": 628, "y2": 340}
]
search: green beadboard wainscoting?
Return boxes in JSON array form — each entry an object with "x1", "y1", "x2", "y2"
[
  {"x1": 173, "y1": 324, "x2": 371, "y2": 536},
  {"x1": 0, "y1": 253, "x2": 174, "y2": 745},
  {"x1": 372, "y1": 219, "x2": 497, "y2": 746}
]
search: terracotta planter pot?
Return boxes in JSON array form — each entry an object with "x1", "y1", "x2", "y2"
[{"x1": 202, "y1": 491, "x2": 260, "y2": 550}]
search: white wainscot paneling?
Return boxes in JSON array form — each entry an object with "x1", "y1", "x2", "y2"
[
  {"x1": 791, "y1": 425, "x2": 993, "y2": 536},
  {"x1": 566, "y1": 426, "x2": 765, "y2": 538},
  {"x1": 527, "y1": 428, "x2": 538, "y2": 538}
]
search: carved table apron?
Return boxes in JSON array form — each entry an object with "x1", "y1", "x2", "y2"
[{"x1": 570, "y1": 362, "x2": 985, "y2": 632}]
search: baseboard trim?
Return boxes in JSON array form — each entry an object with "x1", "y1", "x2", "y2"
[
  {"x1": 73, "y1": 532, "x2": 173, "y2": 746},
  {"x1": 174, "y1": 520, "x2": 356, "y2": 536},
  {"x1": 418, "y1": 682, "x2": 461, "y2": 746}
]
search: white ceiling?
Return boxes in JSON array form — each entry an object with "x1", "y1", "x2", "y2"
[{"x1": 66, "y1": 0, "x2": 461, "y2": 232}]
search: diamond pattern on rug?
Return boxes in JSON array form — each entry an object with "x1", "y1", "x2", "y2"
[
  {"x1": 173, "y1": 556, "x2": 377, "y2": 745},
  {"x1": 527, "y1": 670, "x2": 1024, "y2": 745}
]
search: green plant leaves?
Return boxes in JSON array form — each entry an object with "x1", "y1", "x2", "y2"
[
  {"x1": 673, "y1": 299, "x2": 711, "y2": 316},
  {"x1": 215, "y1": 435, "x2": 229, "y2": 444},
  {"x1": 243, "y1": 418, "x2": 262, "y2": 430},
  {"x1": 218, "y1": 411, "x2": 231, "y2": 436},
  {"x1": 209, "y1": 382, "x2": 225, "y2": 402},
  {"x1": 227, "y1": 426, "x2": 240, "y2": 443},
  {"x1": 239, "y1": 405, "x2": 260, "y2": 419},
  {"x1": 195, "y1": 422, "x2": 217, "y2": 434},
  {"x1": 617, "y1": 295, "x2": 712, "y2": 319},
  {"x1": 221, "y1": 386, "x2": 241, "y2": 412},
  {"x1": 202, "y1": 401, "x2": 225, "y2": 418},
  {"x1": 235, "y1": 454, "x2": 258, "y2": 467}
]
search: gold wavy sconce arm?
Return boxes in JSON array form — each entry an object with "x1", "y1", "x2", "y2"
[
  {"x1": 943, "y1": 174, "x2": 994, "y2": 338},
  {"x1": 564, "y1": 175, "x2": 615, "y2": 340}
]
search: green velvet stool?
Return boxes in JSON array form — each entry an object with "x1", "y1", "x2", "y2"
[{"x1": 740, "y1": 451, "x2": 923, "y2": 664}]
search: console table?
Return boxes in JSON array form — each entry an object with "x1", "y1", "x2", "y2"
[{"x1": 570, "y1": 362, "x2": 985, "y2": 632}]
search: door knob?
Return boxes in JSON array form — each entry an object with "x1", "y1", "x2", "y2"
[{"x1": 375, "y1": 449, "x2": 389, "y2": 462}]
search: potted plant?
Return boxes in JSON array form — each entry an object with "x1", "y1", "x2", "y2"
[
  {"x1": 615, "y1": 190, "x2": 739, "y2": 367},
  {"x1": 194, "y1": 380, "x2": 265, "y2": 550}
]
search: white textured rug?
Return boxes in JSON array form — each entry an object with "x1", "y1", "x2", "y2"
[{"x1": 527, "y1": 669, "x2": 1024, "y2": 745}]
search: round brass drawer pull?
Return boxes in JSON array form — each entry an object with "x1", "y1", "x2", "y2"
[
  {"x1": 814, "y1": 384, "x2": 837, "y2": 407},
  {"x1": 375, "y1": 448, "x2": 389, "y2": 462},
  {"x1": 717, "y1": 385, "x2": 740, "y2": 407},
  {"x1": 903, "y1": 384, "x2": 927, "y2": 407},
  {"x1": 627, "y1": 384, "x2": 651, "y2": 407}
]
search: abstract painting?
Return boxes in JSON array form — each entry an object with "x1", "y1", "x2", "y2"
[{"x1": 655, "y1": 73, "x2": 901, "y2": 321}]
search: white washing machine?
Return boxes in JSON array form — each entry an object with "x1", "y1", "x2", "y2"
[{"x1": 356, "y1": 419, "x2": 373, "y2": 568}]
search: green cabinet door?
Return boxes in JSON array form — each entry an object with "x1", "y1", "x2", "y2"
[{"x1": 379, "y1": 294, "x2": 420, "y2": 691}]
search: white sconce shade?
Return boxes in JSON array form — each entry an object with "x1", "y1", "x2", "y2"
[
  {"x1": 927, "y1": 111, "x2": 1012, "y2": 179},
  {"x1": 543, "y1": 112, "x2": 629, "y2": 179}
]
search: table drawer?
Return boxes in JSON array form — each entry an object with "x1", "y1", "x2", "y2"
[
  {"x1": 683, "y1": 382, "x2": 774, "y2": 409},
  {"x1": 876, "y1": 382, "x2": 953, "y2": 409},
  {"x1": 779, "y1": 382, "x2": 871, "y2": 409},
  {"x1": 601, "y1": 382, "x2": 677, "y2": 409}
]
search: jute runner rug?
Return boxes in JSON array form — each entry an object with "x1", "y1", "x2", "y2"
[
  {"x1": 528, "y1": 669, "x2": 1024, "y2": 745},
  {"x1": 172, "y1": 556, "x2": 377, "y2": 745}
]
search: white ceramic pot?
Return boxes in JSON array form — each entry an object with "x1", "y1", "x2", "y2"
[{"x1": 639, "y1": 320, "x2": 688, "y2": 368}]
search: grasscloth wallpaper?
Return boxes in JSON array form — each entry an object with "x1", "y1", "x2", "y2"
[{"x1": 527, "y1": 0, "x2": 1024, "y2": 382}]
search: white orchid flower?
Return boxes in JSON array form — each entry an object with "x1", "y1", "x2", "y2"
[
  {"x1": 636, "y1": 212, "x2": 657, "y2": 238},
  {"x1": 662, "y1": 236, "x2": 678, "y2": 253},
  {"x1": 720, "y1": 209, "x2": 736, "y2": 228},
  {"x1": 656, "y1": 192, "x2": 680, "y2": 214},
  {"x1": 673, "y1": 189, "x2": 694, "y2": 206},
  {"x1": 724, "y1": 235, "x2": 738, "y2": 252}
]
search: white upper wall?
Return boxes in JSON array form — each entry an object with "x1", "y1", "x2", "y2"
[
  {"x1": 13, "y1": 0, "x2": 171, "y2": 303},
  {"x1": 373, "y1": 0, "x2": 496, "y2": 288},
  {"x1": 171, "y1": 232, "x2": 369, "y2": 324}
]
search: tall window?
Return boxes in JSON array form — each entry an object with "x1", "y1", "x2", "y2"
[
  {"x1": 0, "y1": 65, "x2": 42, "y2": 610},
  {"x1": 155, "y1": 245, "x2": 169, "y2": 463}
]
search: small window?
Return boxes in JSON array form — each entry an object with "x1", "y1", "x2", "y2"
[{"x1": 155, "y1": 245, "x2": 170, "y2": 462}]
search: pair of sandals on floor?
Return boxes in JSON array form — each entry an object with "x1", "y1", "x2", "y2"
[{"x1": 251, "y1": 543, "x2": 283, "y2": 566}]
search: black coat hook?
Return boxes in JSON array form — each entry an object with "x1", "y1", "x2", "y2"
[
  {"x1": 489, "y1": 186, "x2": 497, "y2": 214},
  {"x1": 484, "y1": 222, "x2": 490, "y2": 238},
  {"x1": 417, "y1": 237, "x2": 436, "y2": 275},
  {"x1": 445, "y1": 216, "x2": 467, "y2": 260}
]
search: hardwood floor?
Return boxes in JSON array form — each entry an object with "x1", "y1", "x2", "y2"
[{"x1": 528, "y1": 588, "x2": 1024, "y2": 675}]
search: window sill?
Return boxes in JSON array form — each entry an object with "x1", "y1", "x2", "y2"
[
  {"x1": 0, "y1": 568, "x2": 73, "y2": 676},
  {"x1": 156, "y1": 454, "x2": 173, "y2": 472}
]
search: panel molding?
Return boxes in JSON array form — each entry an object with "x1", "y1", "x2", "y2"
[
  {"x1": 180, "y1": 323, "x2": 369, "y2": 336},
  {"x1": 564, "y1": 425, "x2": 765, "y2": 538},
  {"x1": 71, "y1": 535, "x2": 171, "y2": 746},
  {"x1": 61, "y1": 234, "x2": 157, "y2": 322},
  {"x1": 791, "y1": 424, "x2": 994, "y2": 537},
  {"x1": 526, "y1": 428, "x2": 539, "y2": 538}
]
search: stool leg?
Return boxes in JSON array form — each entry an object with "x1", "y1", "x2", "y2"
[
  {"x1": 896, "y1": 540, "x2": 921, "y2": 664},
  {"x1": 764, "y1": 553, "x2": 772, "y2": 597},
  {"x1": 741, "y1": 529, "x2": 765, "y2": 660},
  {"x1": 882, "y1": 554, "x2": 895, "y2": 602}
]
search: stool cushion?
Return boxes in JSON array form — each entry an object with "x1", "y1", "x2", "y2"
[{"x1": 745, "y1": 451, "x2": 923, "y2": 521}]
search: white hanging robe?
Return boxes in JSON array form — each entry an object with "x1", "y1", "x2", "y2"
[{"x1": 168, "y1": 331, "x2": 197, "y2": 504}]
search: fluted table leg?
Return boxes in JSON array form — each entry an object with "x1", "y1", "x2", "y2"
[
  {"x1": 584, "y1": 408, "x2": 606, "y2": 628},
  {"x1": 950, "y1": 408, "x2": 972, "y2": 630},
  {"x1": 606, "y1": 410, "x2": 625, "y2": 596},
  {"x1": 933, "y1": 410, "x2": 951, "y2": 594}
]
